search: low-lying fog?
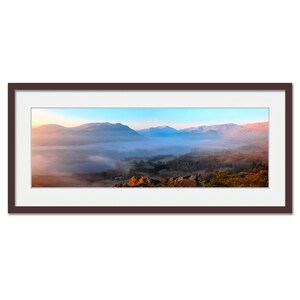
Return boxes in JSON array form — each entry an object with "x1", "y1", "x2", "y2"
[{"x1": 32, "y1": 138, "x2": 236, "y2": 175}]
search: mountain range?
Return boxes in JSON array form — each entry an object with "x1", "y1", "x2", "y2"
[
  {"x1": 138, "y1": 122, "x2": 268, "y2": 139},
  {"x1": 32, "y1": 121, "x2": 268, "y2": 146},
  {"x1": 32, "y1": 122, "x2": 144, "y2": 146}
]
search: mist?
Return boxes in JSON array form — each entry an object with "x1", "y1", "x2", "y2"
[{"x1": 32, "y1": 136, "x2": 255, "y2": 176}]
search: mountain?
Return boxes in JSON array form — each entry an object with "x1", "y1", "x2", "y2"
[
  {"x1": 225, "y1": 121, "x2": 268, "y2": 139},
  {"x1": 138, "y1": 122, "x2": 268, "y2": 140},
  {"x1": 32, "y1": 122, "x2": 145, "y2": 146},
  {"x1": 243, "y1": 122, "x2": 269, "y2": 131},
  {"x1": 180, "y1": 122, "x2": 268, "y2": 140},
  {"x1": 180, "y1": 123, "x2": 248, "y2": 137},
  {"x1": 137, "y1": 126, "x2": 178, "y2": 137},
  {"x1": 33, "y1": 124, "x2": 68, "y2": 133},
  {"x1": 177, "y1": 123, "x2": 241, "y2": 139},
  {"x1": 32, "y1": 121, "x2": 269, "y2": 146},
  {"x1": 72, "y1": 122, "x2": 133, "y2": 133},
  {"x1": 181, "y1": 123, "x2": 241, "y2": 134}
]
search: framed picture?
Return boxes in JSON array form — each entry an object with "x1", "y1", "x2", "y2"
[{"x1": 8, "y1": 83, "x2": 292, "y2": 213}]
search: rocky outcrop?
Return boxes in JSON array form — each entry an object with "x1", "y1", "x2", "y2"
[{"x1": 115, "y1": 175, "x2": 202, "y2": 187}]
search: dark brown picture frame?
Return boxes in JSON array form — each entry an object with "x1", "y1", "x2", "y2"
[{"x1": 8, "y1": 83, "x2": 293, "y2": 213}]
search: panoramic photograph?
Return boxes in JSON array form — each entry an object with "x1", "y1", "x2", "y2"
[{"x1": 32, "y1": 107, "x2": 269, "y2": 188}]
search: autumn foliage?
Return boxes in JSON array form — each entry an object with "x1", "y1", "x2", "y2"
[{"x1": 204, "y1": 170, "x2": 268, "y2": 187}]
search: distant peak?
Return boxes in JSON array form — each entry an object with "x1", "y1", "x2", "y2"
[
  {"x1": 140, "y1": 125, "x2": 177, "y2": 131},
  {"x1": 34, "y1": 124, "x2": 67, "y2": 131},
  {"x1": 74, "y1": 122, "x2": 126, "y2": 129},
  {"x1": 155, "y1": 126, "x2": 173, "y2": 129}
]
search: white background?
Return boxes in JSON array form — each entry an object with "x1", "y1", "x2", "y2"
[{"x1": 0, "y1": 1, "x2": 298, "y2": 299}]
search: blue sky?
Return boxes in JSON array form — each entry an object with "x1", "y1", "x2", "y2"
[{"x1": 32, "y1": 108, "x2": 269, "y2": 129}]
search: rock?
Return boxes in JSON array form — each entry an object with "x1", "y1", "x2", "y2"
[
  {"x1": 128, "y1": 176, "x2": 154, "y2": 187},
  {"x1": 117, "y1": 175, "x2": 201, "y2": 187}
]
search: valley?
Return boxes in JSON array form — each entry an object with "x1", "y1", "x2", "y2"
[{"x1": 32, "y1": 121, "x2": 269, "y2": 188}]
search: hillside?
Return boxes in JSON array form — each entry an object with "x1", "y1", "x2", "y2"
[
  {"x1": 137, "y1": 122, "x2": 268, "y2": 140},
  {"x1": 116, "y1": 170, "x2": 268, "y2": 187},
  {"x1": 32, "y1": 122, "x2": 145, "y2": 146}
]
